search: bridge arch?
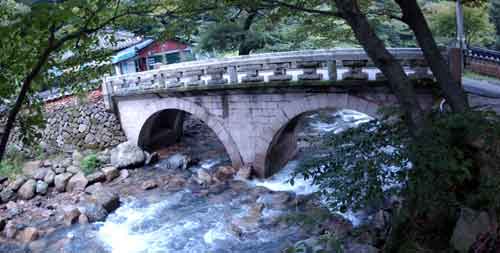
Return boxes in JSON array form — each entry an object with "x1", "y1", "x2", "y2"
[
  {"x1": 132, "y1": 98, "x2": 243, "y2": 168},
  {"x1": 254, "y1": 94, "x2": 382, "y2": 177}
]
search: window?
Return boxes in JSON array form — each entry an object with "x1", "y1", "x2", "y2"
[{"x1": 165, "y1": 52, "x2": 180, "y2": 64}]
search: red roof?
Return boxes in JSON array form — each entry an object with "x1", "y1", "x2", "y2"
[{"x1": 138, "y1": 40, "x2": 189, "y2": 58}]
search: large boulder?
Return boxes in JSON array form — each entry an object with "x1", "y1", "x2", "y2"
[
  {"x1": 163, "y1": 153, "x2": 190, "y2": 170},
  {"x1": 54, "y1": 173, "x2": 73, "y2": 192},
  {"x1": 110, "y1": 142, "x2": 145, "y2": 169},
  {"x1": 85, "y1": 184, "x2": 120, "y2": 213},
  {"x1": 66, "y1": 173, "x2": 88, "y2": 192},
  {"x1": 78, "y1": 201, "x2": 108, "y2": 222},
  {"x1": 17, "y1": 227, "x2": 39, "y2": 243},
  {"x1": 0, "y1": 188, "x2": 14, "y2": 203},
  {"x1": 8, "y1": 176, "x2": 27, "y2": 191},
  {"x1": 451, "y1": 208, "x2": 491, "y2": 253},
  {"x1": 17, "y1": 179, "x2": 36, "y2": 200}
]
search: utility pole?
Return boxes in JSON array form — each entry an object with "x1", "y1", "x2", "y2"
[{"x1": 451, "y1": 0, "x2": 466, "y2": 85}]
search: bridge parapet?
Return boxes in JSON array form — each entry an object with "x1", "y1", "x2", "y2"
[{"x1": 102, "y1": 48, "x2": 433, "y2": 110}]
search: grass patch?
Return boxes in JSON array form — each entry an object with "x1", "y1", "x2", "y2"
[
  {"x1": 80, "y1": 153, "x2": 101, "y2": 175},
  {"x1": 464, "y1": 70, "x2": 500, "y2": 84},
  {"x1": 0, "y1": 147, "x2": 26, "y2": 179}
]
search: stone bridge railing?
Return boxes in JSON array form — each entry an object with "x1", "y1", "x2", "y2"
[{"x1": 102, "y1": 48, "x2": 434, "y2": 109}]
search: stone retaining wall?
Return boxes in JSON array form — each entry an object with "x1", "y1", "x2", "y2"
[{"x1": 5, "y1": 90, "x2": 126, "y2": 156}]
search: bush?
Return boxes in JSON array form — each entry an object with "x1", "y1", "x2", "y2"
[
  {"x1": 293, "y1": 109, "x2": 500, "y2": 250},
  {"x1": 80, "y1": 153, "x2": 100, "y2": 175}
]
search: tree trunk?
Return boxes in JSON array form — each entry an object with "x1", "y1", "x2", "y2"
[
  {"x1": 238, "y1": 10, "x2": 258, "y2": 55},
  {"x1": 396, "y1": 0, "x2": 470, "y2": 113},
  {"x1": 0, "y1": 46, "x2": 53, "y2": 162},
  {"x1": 334, "y1": 0, "x2": 425, "y2": 133}
]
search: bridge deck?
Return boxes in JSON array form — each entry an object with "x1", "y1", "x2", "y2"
[{"x1": 102, "y1": 48, "x2": 435, "y2": 110}]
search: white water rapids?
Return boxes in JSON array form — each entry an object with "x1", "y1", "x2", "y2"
[{"x1": 38, "y1": 110, "x2": 372, "y2": 253}]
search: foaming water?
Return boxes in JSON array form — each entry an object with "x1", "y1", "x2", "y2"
[{"x1": 37, "y1": 110, "x2": 373, "y2": 253}]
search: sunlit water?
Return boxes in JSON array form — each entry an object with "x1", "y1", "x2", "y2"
[{"x1": 38, "y1": 110, "x2": 371, "y2": 253}]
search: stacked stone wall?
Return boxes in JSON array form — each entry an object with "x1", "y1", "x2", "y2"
[{"x1": 4, "y1": 90, "x2": 126, "y2": 156}]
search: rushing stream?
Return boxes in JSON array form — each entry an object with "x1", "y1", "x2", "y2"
[{"x1": 35, "y1": 110, "x2": 371, "y2": 253}]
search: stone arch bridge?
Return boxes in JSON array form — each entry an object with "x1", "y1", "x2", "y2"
[{"x1": 102, "y1": 48, "x2": 487, "y2": 178}]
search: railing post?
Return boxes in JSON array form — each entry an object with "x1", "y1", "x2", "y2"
[
  {"x1": 342, "y1": 60, "x2": 368, "y2": 80},
  {"x1": 228, "y1": 66, "x2": 238, "y2": 84},
  {"x1": 326, "y1": 60, "x2": 337, "y2": 81}
]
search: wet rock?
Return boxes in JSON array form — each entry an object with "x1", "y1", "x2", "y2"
[
  {"x1": 17, "y1": 179, "x2": 36, "y2": 200},
  {"x1": 86, "y1": 171, "x2": 106, "y2": 185},
  {"x1": 229, "y1": 223, "x2": 243, "y2": 237},
  {"x1": 78, "y1": 214, "x2": 89, "y2": 225},
  {"x1": 6, "y1": 201, "x2": 21, "y2": 217},
  {"x1": 145, "y1": 152, "x2": 159, "y2": 165},
  {"x1": 257, "y1": 192, "x2": 293, "y2": 209},
  {"x1": 66, "y1": 166, "x2": 81, "y2": 174},
  {"x1": 119, "y1": 169, "x2": 129, "y2": 180},
  {"x1": 35, "y1": 181, "x2": 48, "y2": 195},
  {"x1": 63, "y1": 208, "x2": 81, "y2": 226},
  {"x1": 213, "y1": 166, "x2": 236, "y2": 182},
  {"x1": 17, "y1": 227, "x2": 39, "y2": 243},
  {"x1": 196, "y1": 169, "x2": 213, "y2": 185},
  {"x1": 101, "y1": 166, "x2": 119, "y2": 182},
  {"x1": 54, "y1": 173, "x2": 72, "y2": 192},
  {"x1": 78, "y1": 201, "x2": 108, "y2": 222},
  {"x1": 66, "y1": 173, "x2": 88, "y2": 192},
  {"x1": 141, "y1": 180, "x2": 158, "y2": 190},
  {"x1": 344, "y1": 243, "x2": 379, "y2": 253},
  {"x1": 110, "y1": 141, "x2": 145, "y2": 169},
  {"x1": 0, "y1": 188, "x2": 14, "y2": 203},
  {"x1": 164, "y1": 153, "x2": 190, "y2": 170},
  {"x1": 8, "y1": 175, "x2": 28, "y2": 191},
  {"x1": 86, "y1": 185, "x2": 120, "y2": 213},
  {"x1": 4, "y1": 221, "x2": 18, "y2": 238},
  {"x1": 43, "y1": 169, "x2": 55, "y2": 186},
  {"x1": 0, "y1": 176, "x2": 8, "y2": 185},
  {"x1": 451, "y1": 208, "x2": 491, "y2": 253},
  {"x1": 236, "y1": 165, "x2": 252, "y2": 180}
]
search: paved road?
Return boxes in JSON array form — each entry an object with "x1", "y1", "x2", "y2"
[{"x1": 463, "y1": 77, "x2": 500, "y2": 98}]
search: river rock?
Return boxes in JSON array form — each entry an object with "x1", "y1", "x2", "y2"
[
  {"x1": 72, "y1": 150, "x2": 83, "y2": 165},
  {"x1": 0, "y1": 188, "x2": 14, "y2": 203},
  {"x1": 78, "y1": 214, "x2": 89, "y2": 225},
  {"x1": 451, "y1": 208, "x2": 491, "y2": 253},
  {"x1": 66, "y1": 166, "x2": 81, "y2": 174},
  {"x1": 4, "y1": 221, "x2": 18, "y2": 239},
  {"x1": 54, "y1": 166, "x2": 65, "y2": 174},
  {"x1": 213, "y1": 166, "x2": 236, "y2": 182},
  {"x1": 78, "y1": 201, "x2": 108, "y2": 222},
  {"x1": 110, "y1": 141, "x2": 145, "y2": 169},
  {"x1": 35, "y1": 181, "x2": 48, "y2": 195},
  {"x1": 22, "y1": 161, "x2": 42, "y2": 177},
  {"x1": 86, "y1": 171, "x2": 106, "y2": 185},
  {"x1": 164, "y1": 153, "x2": 190, "y2": 170},
  {"x1": 43, "y1": 169, "x2": 55, "y2": 186},
  {"x1": 257, "y1": 192, "x2": 293, "y2": 209},
  {"x1": 86, "y1": 186, "x2": 120, "y2": 213},
  {"x1": 54, "y1": 173, "x2": 72, "y2": 192},
  {"x1": 196, "y1": 169, "x2": 213, "y2": 185},
  {"x1": 0, "y1": 176, "x2": 7, "y2": 185},
  {"x1": 101, "y1": 166, "x2": 119, "y2": 182},
  {"x1": 141, "y1": 180, "x2": 158, "y2": 190},
  {"x1": 119, "y1": 169, "x2": 129, "y2": 180},
  {"x1": 66, "y1": 173, "x2": 88, "y2": 192},
  {"x1": 63, "y1": 207, "x2": 81, "y2": 226},
  {"x1": 236, "y1": 165, "x2": 252, "y2": 180},
  {"x1": 17, "y1": 179, "x2": 36, "y2": 200},
  {"x1": 8, "y1": 175, "x2": 27, "y2": 191}
]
